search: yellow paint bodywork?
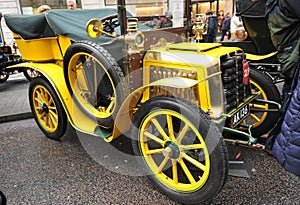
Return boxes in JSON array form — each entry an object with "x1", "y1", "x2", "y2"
[
  {"x1": 246, "y1": 51, "x2": 277, "y2": 61},
  {"x1": 7, "y1": 62, "x2": 200, "y2": 141},
  {"x1": 8, "y1": 62, "x2": 102, "y2": 136},
  {"x1": 13, "y1": 34, "x2": 71, "y2": 61},
  {"x1": 8, "y1": 42, "x2": 246, "y2": 141},
  {"x1": 141, "y1": 42, "x2": 241, "y2": 117},
  {"x1": 110, "y1": 77, "x2": 200, "y2": 141}
]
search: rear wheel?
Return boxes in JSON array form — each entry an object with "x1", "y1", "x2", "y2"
[
  {"x1": 0, "y1": 73, "x2": 9, "y2": 83},
  {"x1": 242, "y1": 69, "x2": 281, "y2": 138},
  {"x1": 64, "y1": 41, "x2": 127, "y2": 128},
  {"x1": 23, "y1": 68, "x2": 40, "y2": 81},
  {"x1": 131, "y1": 96, "x2": 228, "y2": 204},
  {"x1": 29, "y1": 78, "x2": 67, "y2": 140}
]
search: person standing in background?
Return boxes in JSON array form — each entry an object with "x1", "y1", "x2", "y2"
[
  {"x1": 37, "y1": 5, "x2": 51, "y2": 13},
  {"x1": 220, "y1": 12, "x2": 231, "y2": 41},
  {"x1": 67, "y1": 0, "x2": 77, "y2": 10},
  {"x1": 265, "y1": 0, "x2": 300, "y2": 178},
  {"x1": 230, "y1": 13, "x2": 246, "y2": 41},
  {"x1": 204, "y1": 10, "x2": 218, "y2": 42}
]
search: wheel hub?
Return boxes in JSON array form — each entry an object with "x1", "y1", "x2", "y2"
[
  {"x1": 163, "y1": 141, "x2": 180, "y2": 159},
  {"x1": 42, "y1": 103, "x2": 49, "y2": 114}
]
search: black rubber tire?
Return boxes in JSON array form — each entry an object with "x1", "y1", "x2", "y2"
[
  {"x1": 29, "y1": 78, "x2": 68, "y2": 140},
  {"x1": 0, "y1": 190, "x2": 6, "y2": 205},
  {"x1": 0, "y1": 74, "x2": 9, "y2": 83},
  {"x1": 64, "y1": 41, "x2": 127, "y2": 128},
  {"x1": 131, "y1": 96, "x2": 228, "y2": 204},
  {"x1": 23, "y1": 68, "x2": 39, "y2": 81},
  {"x1": 249, "y1": 69, "x2": 281, "y2": 137}
]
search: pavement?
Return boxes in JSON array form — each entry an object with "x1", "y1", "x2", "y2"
[{"x1": 0, "y1": 73, "x2": 33, "y2": 123}]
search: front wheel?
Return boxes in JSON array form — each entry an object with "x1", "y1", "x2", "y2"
[
  {"x1": 243, "y1": 69, "x2": 281, "y2": 138},
  {"x1": 29, "y1": 78, "x2": 68, "y2": 140},
  {"x1": 131, "y1": 96, "x2": 228, "y2": 204}
]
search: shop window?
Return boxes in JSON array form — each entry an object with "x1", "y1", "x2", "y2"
[
  {"x1": 19, "y1": 0, "x2": 82, "y2": 14},
  {"x1": 105, "y1": 0, "x2": 168, "y2": 16}
]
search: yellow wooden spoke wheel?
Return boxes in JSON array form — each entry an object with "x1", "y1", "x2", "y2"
[
  {"x1": 64, "y1": 41, "x2": 127, "y2": 128},
  {"x1": 240, "y1": 69, "x2": 281, "y2": 138},
  {"x1": 132, "y1": 96, "x2": 228, "y2": 204},
  {"x1": 29, "y1": 78, "x2": 67, "y2": 140}
]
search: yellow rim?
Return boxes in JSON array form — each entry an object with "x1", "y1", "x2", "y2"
[
  {"x1": 32, "y1": 85, "x2": 59, "y2": 133},
  {"x1": 139, "y1": 109, "x2": 210, "y2": 192},
  {"x1": 242, "y1": 79, "x2": 268, "y2": 128},
  {"x1": 68, "y1": 52, "x2": 117, "y2": 119}
]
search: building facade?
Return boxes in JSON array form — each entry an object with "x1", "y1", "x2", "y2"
[
  {"x1": 1, "y1": 0, "x2": 106, "y2": 43},
  {"x1": 1, "y1": 0, "x2": 232, "y2": 44}
]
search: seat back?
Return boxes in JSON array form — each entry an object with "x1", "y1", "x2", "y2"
[{"x1": 242, "y1": 15, "x2": 277, "y2": 55}]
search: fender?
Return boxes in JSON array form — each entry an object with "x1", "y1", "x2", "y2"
[
  {"x1": 7, "y1": 62, "x2": 103, "y2": 136},
  {"x1": 246, "y1": 51, "x2": 277, "y2": 61}
]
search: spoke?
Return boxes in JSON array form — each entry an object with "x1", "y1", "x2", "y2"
[
  {"x1": 157, "y1": 157, "x2": 169, "y2": 173},
  {"x1": 106, "y1": 98, "x2": 115, "y2": 114},
  {"x1": 48, "y1": 97, "x2": 54, "y2": 106},
  {"x1": 40, "y1": 89, "x2": 47, "y2": 103},
  {"x1": 49, "y1": 113, "x2": 57, "y2": 128},
  {"x1": 177, "y1": 124, "x2": 190, "y2": 144},
  {"x1": 249, "y1": 113, "x2": 261, "y2": 122},
  {"x1": 47, "y1": 114, "x2": 54, "y2": 128},
  {"x1": 178, "y1": 158, "x2": 196, "y2": 184},
  {"x1": 39, "y1": 112, "x2": 46, "y2": 121},
  {"x1": 45, "y1": 113, "x2": 49, "y2": 126},
  {"x1": 166, "y1": 114, "x2": 175, "y2": 141},
  {"x1": 180, "y1": 144, "x2": 204, "y2": 151},
  {"x1": 75, "y1": 62, "x2": 84, "y2": 72},
  {"x1": 44, "y1": 92, "x2": 49, "y2": 104},
  {"x1": 36, "y1": 91, "x2": 45, "y2": 104},
  {"x1": 144, "y1": 131, "x2": 164, "y2": 145},
  {"x1": 48, "y1": 105, "x2": 56, "y2": 110},
  {"x1": 49, "y1": 110, "x2": 58, "y2": 122},
  {"x1": 183, "y1": 153, "x2": 206, "y2": 171},
  {"x1": 145, "y1": 148, "x2": 164, "y2": 155},
  {"x1": 34, "y1": 97, "x2": 43, "y2": 105},
  {"x1": 151, "y1": 118, "x2": 169, "y2": 141},
  {"x1": 85, "y1": 55, "x2": 90, "y2": 62},
  {"x1": 172, "y1": 159, "x2": 178, "y2": 184},
  {"x1": 34, "y1": 106, "x2": 41, "y2": 113},
  {"x1": 93, "y1": 59, "x2": 98, "y2": 102},
  {"x1": 79, "y1": 55, "x2": 92, "y2": 91}
]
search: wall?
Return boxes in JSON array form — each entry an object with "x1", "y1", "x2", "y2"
[
  {"x1": 82, "y1": 0, "x2": 105, "y2": 9},
  {"x1": 1, "y1": 0, "x2": 20, "y2": 44}
]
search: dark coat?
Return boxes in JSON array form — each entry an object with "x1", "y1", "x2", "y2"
[
  {"x1": 272, "y1": 67, "x2": 300, "y2": 177},
  {"x1": 204, "y1": 15, "x2": 218, "y2": 42},
  {"x1": 266, "y1": 0, "x2": 300, "y2": 79},
  {"x1": 206, "y1": 15, "x2": 218, "y2": 37},
  {"x1": 267, "y1": 0, "x2": 300, "y2": 178}
]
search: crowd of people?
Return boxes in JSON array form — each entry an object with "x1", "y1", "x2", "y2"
[{"x1": 188, "y1": 9, "x2": 247, "y2": 43}]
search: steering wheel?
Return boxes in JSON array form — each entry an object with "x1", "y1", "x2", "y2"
[{"x1": 101, "y1": 14, "x2": 119, "y2": 35}]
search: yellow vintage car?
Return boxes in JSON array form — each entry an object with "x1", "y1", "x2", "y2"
[{"x1": 4, "y1": 1, "x2": 281, "y2": 204}]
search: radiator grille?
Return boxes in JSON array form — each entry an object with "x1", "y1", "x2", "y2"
[
  {"x1": 149, "y1": 66, "x2": 199, "y2": 104},
  {"x1": 220, "y1": 52, "x2": 250, "y2": 112}
]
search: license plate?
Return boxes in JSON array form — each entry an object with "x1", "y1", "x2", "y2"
[{"x1": 230, "y1": 104, "x2": 250, "y2": 127}]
